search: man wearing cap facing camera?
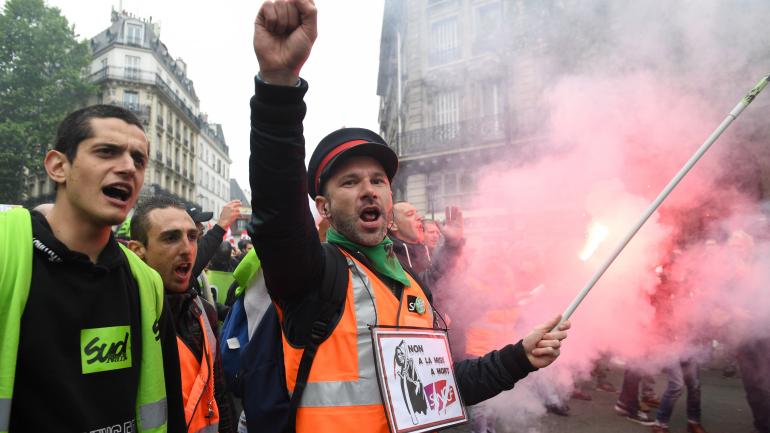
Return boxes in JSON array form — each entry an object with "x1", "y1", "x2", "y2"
[{"x1": 248, "y1": 1, "x2": 570, "y2": 432}]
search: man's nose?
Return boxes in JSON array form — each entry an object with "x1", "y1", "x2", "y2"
[
  {"x1": 361, "y1": 179, "x2": 378, "y2": 197},
  {"x1": 116, "y1": 152, "x2": 136, "y2": 175},
  {"x1": 180, "y1": 237, "x2": 194, "y2": 257}
]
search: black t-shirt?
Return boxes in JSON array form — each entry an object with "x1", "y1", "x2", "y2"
[{"x1": 9, "y1": 211, "x2": 185, "y2": 433}]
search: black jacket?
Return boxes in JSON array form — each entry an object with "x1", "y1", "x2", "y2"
[
  {"x1": 193, "y1": 224, "x2": 226, "y2": 278},
  {"x1": 389, "y1": 233, "x2": 432, "y2": 274},
  {"x1": 166, "y1": 289, "x2": 236, "y2": 433},
  {"x1": 389, "y1": 232, "x2": 463, "y2": 290},
  {"x1": 10, "y1": 211, "x2": 186, "y2": 432},
  {"x1": 248, "y1": 77, "x2": 536, "y2": 406}
]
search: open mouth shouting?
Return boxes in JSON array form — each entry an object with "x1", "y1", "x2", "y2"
[
  {"x1": 174, "y1": 262, "x2": 192, "y2": 282},
  {"x1": 359, "y1": 205, "x2": 383, "y2": 230},
  {"x1": 102, "y1": 182, "x2": 133, "y2": 206}
]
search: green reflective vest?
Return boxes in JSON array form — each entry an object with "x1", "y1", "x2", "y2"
[
  {"x1": 232, "y1": 248, "x2": 261, "y2": 298},
  {"x1": 0, "y1": 208, "x2": 168, "y2": 433},
  {"x1": 205, "y1": 269, "x2": 236, "y2": 305}
]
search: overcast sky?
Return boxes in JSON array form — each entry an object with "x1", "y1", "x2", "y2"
[{"x1": 6, "y1": 0, "x2": 385, "y2": 194}]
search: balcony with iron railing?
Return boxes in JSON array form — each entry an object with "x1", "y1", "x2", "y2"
[
  {"x1": 105, "y1": 100, "x2": 151, "y2": 126},
  {"x1": 397, "y1": 114, "x2": 507, "y2": 157},
  {"x1": 89, "y1": 66, "x2": 202, "y2": 129}
]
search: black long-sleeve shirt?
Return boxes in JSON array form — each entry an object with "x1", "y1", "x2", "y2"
[
  {"x1": 10, "y1": 211, "x2": 185, "y2": 432},
  {"x1": 247, "y1": 77, "x2": 536, "y2": 406},
  {"x1": 193, "y1": 225, "x2": 226, "y2": 278}
]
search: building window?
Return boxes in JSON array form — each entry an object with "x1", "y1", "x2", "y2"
[
  {"x1": 125, "y1": 55, "x2": 141, "y2": 80},
  {"x1": 432, "y1": 89, "x2": 460, "y2": 141},
  {"x1": 126, "y1": 22, "x2": 144, "y2": 46},
  {"x1": 479, "y1": 81, "x2": 503, "y2": 135},
  {"x1": 429, "y1": 171, "x2": 474, "y2": 210},
  {"x1": 473, "y1": 2, "x2": 502, "y2": 54},
  {"x1": 123, "y1": 91, "x2": 139, "y2": 111},
  {"x1": 443, "y1": 172, "x2": 458, "y2": 195},
  {"x1": 429, "y1": 17, "x2": 459, "y2": 66}
]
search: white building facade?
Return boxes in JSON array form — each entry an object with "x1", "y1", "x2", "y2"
[{"x1": 197, "y1": 123, "x2": 231, "y2": 217}]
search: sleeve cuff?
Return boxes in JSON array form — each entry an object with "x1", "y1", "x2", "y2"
[
  {"x1": 500, "y1": 340, "x2": 537, "y2": 375},
  {"x1": 257, "y1": 72, "x2": 302, "y2": 87},
  {"x1": 209, "y1": 224, "x2": 226, "y2": 238},
  {"x1": 253, "y1": 74, "x2": 308, "y2": 103}
]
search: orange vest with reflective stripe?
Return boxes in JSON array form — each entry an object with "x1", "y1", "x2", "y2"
[
  {"x1": 177, "y1": 297, "x2": 219, "y2": 433},
  {"x1": 281, "y1": 249, "x2": 434, "y2": 433}
]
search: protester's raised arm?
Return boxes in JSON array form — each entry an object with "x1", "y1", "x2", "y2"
[{"x1": 248, "y1": 0, "x2": 323, "y2": 302}]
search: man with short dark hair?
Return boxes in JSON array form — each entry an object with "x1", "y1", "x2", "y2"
[
  {"x1": 248, "y1": 2, "x2": 570, "y2": 432},
  {"x1": 0, "y1": 104, "x2": 185, "y2": 432},
  {"x1": 129, "y1": 196, "x2": 236, "y2": 433}
]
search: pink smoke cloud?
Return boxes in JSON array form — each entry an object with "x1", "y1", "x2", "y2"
[{"x1": 436, "y1": 71, "x2": 770, "y2": 422}]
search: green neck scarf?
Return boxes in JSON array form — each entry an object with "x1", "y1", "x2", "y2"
[{"x1": 326, "y1": 227, "x2": 410, "y2": 287}]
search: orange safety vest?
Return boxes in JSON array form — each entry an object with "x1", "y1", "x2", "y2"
[
  {"x1": 178, "y1": 296, "x2": 220, "y2": 433},
  {"x1": 281, "y1": 249, "x2": 435, "y2": 433},
  {"x1": 465, "y1": 307, "x2": 520, "y2": 358}
]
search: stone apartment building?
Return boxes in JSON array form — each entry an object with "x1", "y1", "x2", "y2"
[
  {"x1": 377, "y1": 0, "x2": 554, "y2": 222},
  {"x1": 26, "y1": 9, "x2": 231, "y2": 212}
]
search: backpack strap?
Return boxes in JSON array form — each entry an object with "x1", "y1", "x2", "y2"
[{"x1": 287, "y1": 242, "x2": 349, "y2": 432}]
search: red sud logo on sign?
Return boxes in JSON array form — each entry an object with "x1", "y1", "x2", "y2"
[{"x1": 424, "y1": 379, "x2": 457, "y2": 413}]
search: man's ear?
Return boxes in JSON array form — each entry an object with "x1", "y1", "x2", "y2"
[
  {"x1": 315, "y1": 195, "x2": 330, "y2": 219},
  {"x1": 389, "y1": 207, "x2": 399, "y2": 232},
  {"x1": 44, "y1": 150, "x2": 68, "y2": 186},
  {"x1": 127, "y1": 240, "x2": 146, "y2": 260}
]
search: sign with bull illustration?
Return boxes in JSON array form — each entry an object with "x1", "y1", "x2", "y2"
[{"x1": 371, "y1": 327, "x2": 467, "y2": 433}]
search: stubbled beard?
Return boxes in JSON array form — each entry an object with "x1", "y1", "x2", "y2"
[{"x1": 330, "y1": 210, "x2": 386, "y2": 247}]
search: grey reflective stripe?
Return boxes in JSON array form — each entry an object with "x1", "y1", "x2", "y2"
[
  {"x1": 194, "y1": 297, "x2": 217, "y2": 356},
  {"x1": 298, "y1": 258, "x2": 382, "y2": 407},
  {"x1": 192, "y1": 422, "x2": 219, "y2": 433},
  {"x1": 139, "y1": 397, "x2": 167, "y2": 429},
  {"x1": 0, "y1": 398, "x2": 10, "y2": 432}
]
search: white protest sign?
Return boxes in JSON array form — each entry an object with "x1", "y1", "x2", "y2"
[{"x1": 371, "y1": 327, "x2": 467, "y2": 433}]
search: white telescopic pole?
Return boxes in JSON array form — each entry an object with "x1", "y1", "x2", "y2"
[{"x1": 553, "y1": 74, "x2": 770, "y2": 331}]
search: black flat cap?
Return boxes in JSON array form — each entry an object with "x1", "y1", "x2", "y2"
[
  {"x1": 186, "y1": 205, "x2": 213, "y2": 223},
  {"x1": 307, "y1": 127, "x2": 398, "y2": 199}
]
